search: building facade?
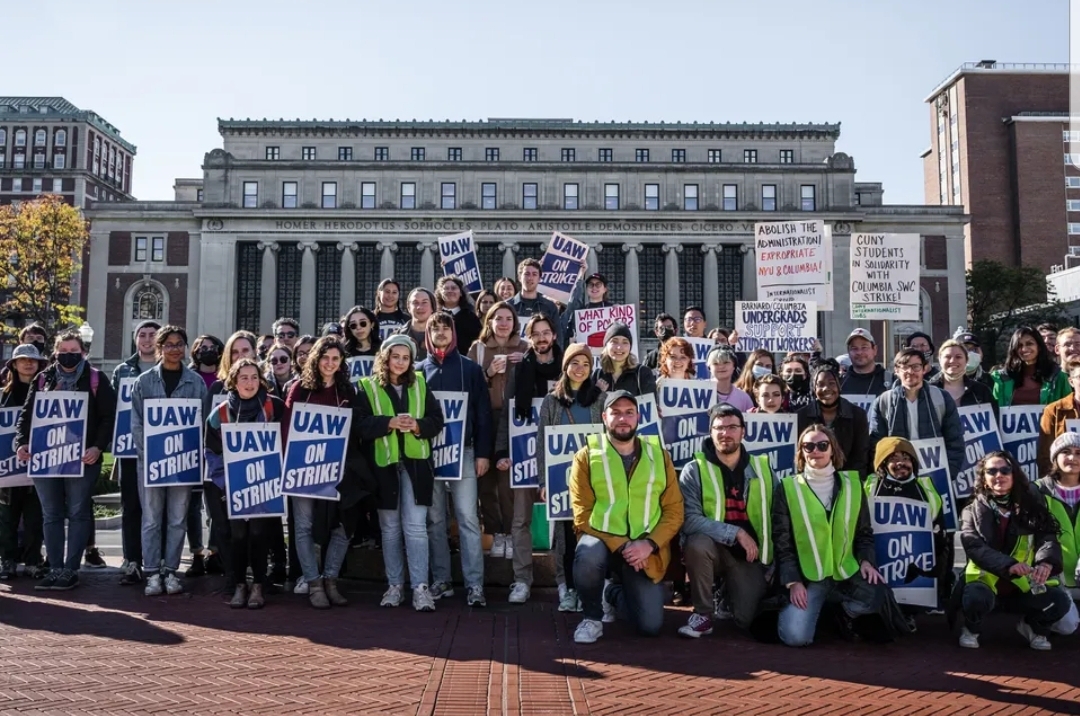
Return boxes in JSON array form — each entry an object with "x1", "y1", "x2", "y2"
[{"x1": 85, "y1": 117, "x2": 968, "y2": 366}]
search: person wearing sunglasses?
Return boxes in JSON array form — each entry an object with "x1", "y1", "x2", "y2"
[
  {"x1": 956, "y1": 451, "x2": 1070, "y2": 650},
  {"x1": 773, "y1": 425, "x2": 886, "y2": 647},
  {"x1": 271, "y1": 317, "x2": 300, "y2": 350},
  {"x1": 264, "y1": 343, "x2": 294, "y2": 400},
  {"x1": 341, "y1": 306, "x2": 381, "y2": 357}
]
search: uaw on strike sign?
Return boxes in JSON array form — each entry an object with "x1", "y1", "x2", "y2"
[
  {"x1": 143, "y1": 399, "x2": 202, "y2": 486},
  {"x1": 29, "y1": 392, "x2": 87, "y2": 478}
]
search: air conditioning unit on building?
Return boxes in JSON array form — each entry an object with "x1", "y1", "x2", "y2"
[{"x1": 1070, "y1": 247, "x2": 1080, "y2": 257}]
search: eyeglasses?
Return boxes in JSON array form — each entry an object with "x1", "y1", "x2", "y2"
[
  {"x1": 348, "y1": 321, "x2": 370, "y2": 329},
  {"x1": 685, "y1": 316, "x2": 704, "y2": 323},
  {"x1": 275, "y1": 331, "x2": 297, "y2": 339},
  {"x1": 531, "y1": 331, "x2": 554, "y2": 339},
  {"x1": 161, "y1": 343, "x2": 186, "y2": 351},
  {"x1": 800, "y1": 441, "x2": 831, "y2": 454},
  {"x1": 713, "y1": 423, "x2": 743, "y2": 433},
  {"x1": 270, "y1": 356, "x2": 291, "y2": 365},
  {"x1": 895, "y1": 364, "x2": 924, "y2": 374},
  {"x1": 984, "y1": 465, "x2": 1013, "y2": 477}
]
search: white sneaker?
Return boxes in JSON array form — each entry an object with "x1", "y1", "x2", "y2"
[
  {"x1": 144, "y1": 573, "x2": 163, "y2": 596},
  {"x1": 489, "y1": 534, "x2": 506, "y2": 557},
  {"x1": 508, "y1": 581, "x2": 530, "y2": 604},
  {"x1": 413, "y1": 584, "x2": 436, "y2": 612},
  {"x1": 1017, "y1": 620, "x2": 1052, "y2": 651},
  {"x1": 557, "y1": 582, "x2": 568, "y2": 601},
  {"x1": 293, "y1": 577, "x2": 309, "y2": 595},
  {"x1": 601, "y1": 578, "x2": 616, "y2": 623},
  {"x1": 574, "y1": 618, "x2": 603, "y2": 644},
  {"x1": 164, "y1": 572, "x2": 183, "y2": 595},
  {"x1": 380, "y1": 584, "x2": 403, "y2": 607},
  {"x1": 959, "y1": 627, "x2": 979, "y2": 649},
  {"x1": 503, "y1": 537, "x2": 514, "y2": 560},
  {"x1": 558, "y1": 588, "x2": 582, "y2": 612}
]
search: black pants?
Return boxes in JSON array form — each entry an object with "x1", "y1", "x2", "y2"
[
  {"x1": 0, "y1": 487, "x2": 43, "y2": 565},
  {"x1": 229, "y1": 517, "x2": 272, "y2": 585},
  {"x1": 560, "y1": 521, "x2": 577, "y2": 590},
  {"x1": 118, "y1": 458, "x2": 142, "y2": 564},
  {"x1": 962, "y1": 582, "x2": 1072, "y2": 636},
  {"x1": 286, "y1": 499, "x2": 300, "y2": 579},
  {"x1": 204, "y1": 482, "x2": 233, "y2": 582}
]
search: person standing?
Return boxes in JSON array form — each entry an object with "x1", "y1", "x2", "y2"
[
  {"x1": 705, "y1": 348, "x2": 755, "y2": 413},
  {"x1": 434, "y1": 276, "x2": 483, "y2": 353},
  {"x1": 593, "y1": 323, "x2": 656, "y2": 397},
  {"x1": 397, "y1": 288, "x2": 436, "y2": 362},
  {"x1": 991, "y1": 326, "x2": 1070, "y2": 407},
  {"x1": 341, "y1": 306, "x2": 381, "y2": 357},
  {"x1": 682, "y1": 307, "x2": 707, "y2": 339},
  {"x1": 797, "y1": 361, "x2": 870, "y2": 476},
  {"x1": 374, "y1": 279, "x2": 410, "y2": 340},
  {"x1": 840, "y1": 329, "x2": 893, "y2": 398},
  {"x1": 561, "y1": 272, "x2": 613, "y2": 345},
  {"x1": 507, "y1": 259, "x2": 561, "y2": 330},
  {"x1": 643, "y1": 313, "x2": 678, "y2": 371},
  {"x1": 1038, "y1": 360, "x2": 1080, "y2": 479}
]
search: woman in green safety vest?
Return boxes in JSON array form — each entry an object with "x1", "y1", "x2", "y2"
[
  {"x1": 1036, "y1": 432, "x2": 1080, "y2": 599},
  {"x1": 355, "y1": 334, "x2": 445, "y2": 613},
  {"x1": 957, "y1": 451, "x2": 1070, "y2": 650},
  {"x1": 773, "y1": 425, "x2": 887, "y2": 647}
]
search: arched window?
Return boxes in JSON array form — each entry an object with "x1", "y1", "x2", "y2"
[
  {"x1": 34, "y1": 129, "x2": 46, "y2": 146},
  {"x1": 133, "y1": 284, "x2": 164, "y2": 321},
  {"x1": 55, "y1": 129, "x2": 66, "y2": 147},
  {"x1": 14, "y1": 129, "x2": 26, "y2": 147}
]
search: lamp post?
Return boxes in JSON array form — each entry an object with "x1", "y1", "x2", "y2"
[{"x1": 78, "y1": 322, "x2": 95, "y2": 362}]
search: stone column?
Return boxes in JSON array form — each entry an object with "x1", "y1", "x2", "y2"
[
  {"x1": 339, "y1": 242, "x2": 356, "y2": 314},
  {"x1": 501, "y1": 242, "x2": 519, "y2": 279},
  {"x1": 258, "y1": 241, "x2": 279, "y2": 333},
  {"x1": 379, "y1": 241, "x2": 395, "y2": 282},
  {"x1": 419, "y1": 241, "x2": 437, "y2": 290},
  {"x1": 623, "y1": 243, "x2": 641, "y2": 317},
  {"x1": 945, "y1": 231, "x2": 968, "y2": 334},
  {"x1": 702, "y1": 244, "x2": 720, "y2": 329},
  {"x1": 298, "y1": 241, "x2": 319, "y2": 335},
  {"x1": 740, "y1": 243, "x2": 757, "y2": 301},
  {"x1": 586, "y1": 243, "x2": 600, "y2": 276},
  {"x1": 663, "y1": 243, "x2": 681, "y2": 318}
]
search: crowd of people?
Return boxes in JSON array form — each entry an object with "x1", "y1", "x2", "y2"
[{"x1": 1, "y1": 257, "x2": 1078, "y2": 651}]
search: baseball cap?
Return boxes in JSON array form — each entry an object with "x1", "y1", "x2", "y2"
[
  {"x1": 603, "y1": 390, "x2": 638, "y2": 411},
  {"x1": 846, "y1": 328, "x2": 875, "y2": 346},
  {"x1": 585, "y1": 273, "x2": 608, "y2": 286},
  {"x1": 955, "y1": 331, "x2": 980, "y2": 348}
]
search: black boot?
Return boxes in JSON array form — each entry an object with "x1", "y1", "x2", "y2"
[{"x1": 185, "y1": 553, "x2": 207, "y2": 578}]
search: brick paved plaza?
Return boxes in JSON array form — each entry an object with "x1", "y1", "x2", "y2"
[{"x1": 1, "y1": 570, "x2": 1077, "y2": 715}]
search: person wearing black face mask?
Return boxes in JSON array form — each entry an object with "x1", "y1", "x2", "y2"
[
  {"x1": 644, "y1": 313, "x2": 678, "y2": 371},
  {"x1": 779, "y1": 355, "x2": 812, "y2": 411},
  {"x1": 189, "y1": 335, "x2": 224, "y2": 391},
  {"x1": 182, "y1": 335, "x2": 225, "y2": 578}
]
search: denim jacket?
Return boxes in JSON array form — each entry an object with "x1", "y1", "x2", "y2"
[{"x1": 130, "y1": 365, "x2": 208, "y2": 466}]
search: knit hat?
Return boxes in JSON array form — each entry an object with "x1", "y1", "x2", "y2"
[
  {"x1": 603, "y1": 322, "x2": 633, "y2": 346},
  {"x1": 133, "y1": 319, "x2": 162, "y2": 338},
  {"x1": 1050, "y1": 432, "x2": 1080, "y2": 464},
  {"x1": 873, "y1": 436, "x2": 919, "y2": 473},
  {"x1": 562, "y1": 342, "x2": 594, "y2": 371},
  {"x1": 381, "y1": 334, "x2": 416, "y2": 361}
]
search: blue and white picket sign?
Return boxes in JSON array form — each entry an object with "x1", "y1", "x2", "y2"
[
  {"x1": 143, "y1": 398, "x2": 202, "y2": 487},
  {"x1": 0, "y1": 407, "x2": 30, "y2": 488},
  {"x1": 998, "y1": 405, "x2": 1044, "y2": 483},
  {"x1": 685, "y1": 338, "x2": 717, "y2": 380},
  {"x1": 432, "y1": 391, "x2": 468, "y2": 480},
  {"x1": 1068, "y1": 419, "x2": 1080, "y2": 434},
  {"x1": 658, "y1": 378, "x2": 717, "y2": 469},
  {"x1": 869, "y1": 495, "x2": 938, "y2": 608},
  {"x1": 28, "y1": 391, "x2": 87, "y2": 479},
  {"x1": 282, "y1": 403, "x2": 351, "y2": 501},
  {"x1": 956, "y1": 405, "x2": 1003, "y2": 499},
  {"x1": 637, "y1": 394, "x2": 660, "y2": 438},
  {"x1": 743, "y1": 413, "x2": 797, "y2": 479},
  {"x1": 508, "y1": 397, "x2": 543, "y2": 488},
  {"x1": 538, "y1": 232, "x2": 587, "y2": 302},
  {"x1": 438, "y1": 230, "x2": 483, "y2": 294},
  {"x1": 910, "y1": 437, "x2": 959, "y2": 531},
  {"x1": 841, "y1": 393, "x2": 876, "y2": 417},
  {"x1": 347, "y1": 356, "x2": 374, "y2": 386},
  {"x1": 223, "y1": 422, "x2": 286, "y2": 519},
  {"x1": 111, "y1": 377, "x2": 136, "y2": 458},
  {"x1": 544, "y1": 424, "x2": 601, "y2": 521}
]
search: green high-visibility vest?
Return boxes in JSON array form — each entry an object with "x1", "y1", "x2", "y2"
[
  {"x1": 964, "y1": 531, "x2": 1059, "y2": 593},
  {"x1": 586, "y1": 434, "x2": 667, "y2": 539},
  {"x1": 782, "y1": 471, "x2": 862, "y2": 582},
  {"x1": 695, "y1": 452, "x2": 775, "y2": 565},
  {"x1": 864, "y1": 475, "x2": 944, "y2": 522},
  {"x1": 359, "y1": 373, "x2": 431, "y2": 467},
  {"x1": 1044, "y1": 496, "x2": 1079, "y2": 588}
]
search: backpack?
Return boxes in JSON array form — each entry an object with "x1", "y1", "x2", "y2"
[
  {"x1": 216, "y1": 397, "x2": 275, "y2": 424},
  {"x1": 37, "y1": 367, "x2": 102, "y2": 396}
]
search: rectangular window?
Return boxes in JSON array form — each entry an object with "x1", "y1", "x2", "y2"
[
  {"x1": 322, "y1": 181, "x2": 337, "y2": 208},
  {"x1": 854, "y1": 192, "x2": 862, "y2": 206},
  {"x1": 683, "y1": 184, "x2": 698, "y2": 210},
  {"x1": 282, "y1": 181, "x2": 298, "y2": 208},
  {"x1": 743, "y1": 149, "x2": 757, "y2": 163},
  {"x1": 598, "y1": 148, "x2": 613, "y2": 162},
  {"x1": 722, "y1": 184, "x2": 738, "y2": 211},
  {"x1": 374, "y1": 146, "x2": 389, "y2": 161},
  {"x1": 708, "y1": 148, "x2": 722, "y2": 163},
  {"x1": 448, "y1": 147, "x2": 462, "y2": 161},
  {"x1": 1067, "y1": 177, "x2": 1080, "y2": 189},
  {"x1": 635, "y1": 148, "x2": 649, "y2": 162},
  {"x1": 672, "y1": 149, "x2": 686, "y2": 163},
  {"x1": 53, "y1": 153, "x2": 65, "y2": 170},
  {"x1": 34, "y1": 130, "x2": 45, "y2": 146},
  {"x1": 481, "y1": 182, "x2": 497, "y2": 210},
  {"x1": 779, "y1": 149, "x2": 794, "y2": 163},
  {"x1": 1070, "y1": 223, "x2": 1080, "y2": 235},
  {"x1": 564, "y1": 183, "x2": 579, "y2": 210},
  {"x1": 13, "y1": 153, "x2": 24, "y2": 169},
  {"x1": 523, "y1": 183, "x2": 538, "y2": 210},
  {"x1": 561, "y1": 148, "x2": 576, "y2": 162},
  {"x1": 361, "y1": 182, "x2": 376, "y2": 209},
  {"x1": 15, "y1": 131, "x2": 26, "y2": 147},
  {"x1": 338, "y1": 146, "x2": 353, "y2": 161},
  {"x1": 33, "y1": 153, "x2": 44, "y2": 169},
  {"x1": 1067, "y1": 199, "x2": 1080, "y2": 212},
  {"x1": 54, "y1": 130, "x2": 66, "y2": 147},
  {"x1": 302, "y1": 146, "x2": 316, "y2": 160},
  {"x1": 762, "y1": 184, "x2": 777, "y2": 211},
  {"x1": 411, "y1": 147, "x2": 425, "y2": 161},
  {"x1": 32, "y1": 178, "x2": 42, "y2": 193},
  {"x1": 485, "y1": 147, "x2": 499, "y2": 162},
  {"x1": 800, "y1": 185, "x2": 816, "y2": 211},
  {"x1": 0, "y1": 153, "x2": 5, "y2": 169},
  {"x1": 243, "y1": 181, "x2": 258, "y2": 208},
  {"x1": 441, "y1": 182, "x2": 456, "y2": 209},
  {"x1": 645, "y1": 184, "x2": 659, "y2": 211},
  {"x1": 604, "y1": 183, "x2": 619, "y2": 210},
  {"x1": 400, "y1": 182, "x2": 416, "y2": 209},
  {"x1": 152, "y1": 237, "x2": 165, "y2": 263},
  {"x1": 197, "y1": 189, "x2": 204, "y2": 202},
  {"x1": 134, "y1": 236, "x2": 147, "y2": 262},
  {"x1": 523, "y1": 147, "x2": 538, "y2": 162},
  {"x1": 265, "y1": 146, "x2": 280, "y2": 160}
]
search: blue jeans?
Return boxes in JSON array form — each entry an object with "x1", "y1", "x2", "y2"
[
  {"x1": 138, "y1": 476, "x2": 193, "y2": 574},
  {"x1": 574, "y1": 534, "x2": 665, "y2": 636},
  {"x1": 777, "y1": 577, "x2": 883, "y2": 647},
  {"x1": 293, "y1": 496, "x2": 350, "y2": 582},
  {"x1": 428, "y1": 447, "x2": 483, "y2": 588},
  {"x1": 378, "y1": 465, "x2": 429, "y2": 587},
  {"x1": 33, "y1": 461, "x2": 99, "y2": 572}
]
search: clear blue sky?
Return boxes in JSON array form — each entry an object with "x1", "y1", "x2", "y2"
[{"x1": 9, "y1": 0, "x2": 1069, "y2": 203}]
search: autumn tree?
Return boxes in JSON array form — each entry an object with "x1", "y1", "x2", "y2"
[{"x1": 0, "y1": 195, "x2": 90, "y2": 339}]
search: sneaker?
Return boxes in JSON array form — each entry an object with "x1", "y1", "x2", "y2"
[
  {"x1": 119, "y1": 563, "x2": 143, "y2": 586},
  {"x1": 293, "y1": 577, "x2": 309, "y2": 595},
  {"x1": 185, "y1": 553, "x2": 206, "y2": 578},
  {"x1": 574, "y1": 618, "x2": 604, "y2": 644},
  {"x1": 678, "y1": 612, "x2": 715, "y2": 638},
  {"x1": 430, "y1": 581, "x2": 455, "y2": 600},
  {"x1": 83, "y1": 547, "x2": 106, "y2": 569},
  {"x1": 1017, "y1": 620, "x2": 1052, "y2": 651},
  {"x1": 380, "y1": 584, "x2": 404, "y2": 607},
  {"x1": 489, "y1": 533, "x2": 506, "y2": 557},
  {"x1": 959, "y1": 627, "x2": 980, "y2": 649},
  {"x1": 503, "y1": 538, "x2": 514, "y2": 560},
  {"x1": 164, "y1": 572, "x2": 184, "y2": 595},
  {"x1": 33, "y1": 570, "x2": 59, "y2": 591},
  {"x1": 25, "y1": 564, "x2": 48, "y2": 580},
  {"x1": 52, "y1": 569, "x2": 79, "y2": 591},
  {"x1": 413, "y1": 584, "x2": 436, "y2": 612},
  {"x1": 144, "y1": 573, "x2": 164, "y2": 596},
  {"x1": 558, "y1": 588, "x2": 582, "y2": 612},
  {"x1": 558, "y1": 582, "x2": 568, "y2": 601},
  {"x1": 601, "y1": 579, "x2": 616, "y2": 623},
  {"x1": 508, "y1": 581, "x2": 530, "y2": 604},
  {"x1": 0, "y1": 559, "x2": 16, "y2": 580},
  {"x1": 466, "y1": 585, "x2": 487, "y2": 607}
]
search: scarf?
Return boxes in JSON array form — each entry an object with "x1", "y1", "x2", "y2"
[
  {"x1": 54, "y1": 360, "x2": 86, "y2": 392},
  {"x1": 227, "y1": 388, "x2": 270, "y2": 422},
  {"x1": 515, "y1": 343, "x2": 564, "y2": 421},
  {"x1": 556, "y1": 376, "x2": 602, "y2": 410}
]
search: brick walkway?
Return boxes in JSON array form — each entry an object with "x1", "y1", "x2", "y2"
[{"x1": 1, "y1": 571, "x2": 1077, "y2": 715}]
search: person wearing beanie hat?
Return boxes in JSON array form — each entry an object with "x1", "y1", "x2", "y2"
[
  {"x1": 1035, "y1": 432, "x2": 1080, "y2": 595},
  {"x1": 560, "y1": 269, "x2": 613, "y2": 345},
  {"x1": 356, "y1": 329, "x2": 444, "y2": 612},
  {"x1": 593, "y1": 321, "x2": 656, "y2": 398},
  {"x1": 1037, "y1": 358, "x2": 1080, "y2": 475}
]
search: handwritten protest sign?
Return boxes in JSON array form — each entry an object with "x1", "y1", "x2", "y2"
[
  {"x1": 538, "y1": 232, "x2": 587, "y2": 302},
  {"x1": 870, "y1": 496, "x2": 938, "y2": 607},
  {"x1": 743, "y1": 413, "x2": 797, "y2": 479},
  {"x1": 734, "y1": 301, "x2": 816, "y2": 353},
  {"x1": 347, "y1": 356, "x2": 374, "y2": 386},
  {"x1": 438, "y1": 230, "x2": 483, "y2": 294},
  {"x1": 575, "y1": 304, "x2": 639, "y2": 358},
  {"x1": 686, "y1": 337, "x2": 717, "y2": 380},
  {"x1": 544, "y1": 424, "x2": 600, "y2": 521},
  {"x1": 754, "y1": 220, "x2": 834, "y2": 311},
  {"x1": 850, "y1": 233, "x2": 920, "y2": 321},
  {"x1": 0, "y1": 407, "x2": 30, "y2": 488},
  {"x1": 112, "y1": 378, "x2": 137, "y2": 458},
  {"x1": 28, "y1": 392, "x2": 87, "y2": 479},
  {"x1": 432, "y1": 391, "x2": 468, "y2": 480},
  {"x1": 282, "y1": 403, "x2": 351, "y2": 501},
  {"x1": 998, "y1": 405, "x2": 1044, "y2": 484},
  {"x1": 509, "y1": 398, "x2": 543, "y2": 488},
  {"x1": 224, "y1": 423, "x2": 286, "y2": 519},
  {"x1": 956, "y1": 405, "x2": 1002, "y2": 500},
  {"x1": 659, "y1": 379, "x2": 717, "y2": 469},
  {"x1": 637, "y1": 394, "x2": 660, "y2": 438},
  {"x1": 143, "y1": 399, "x2": 202, "y2": 487},
  {"x1": 910, "y1": 437, "x2": 959, "y2": 531}
]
